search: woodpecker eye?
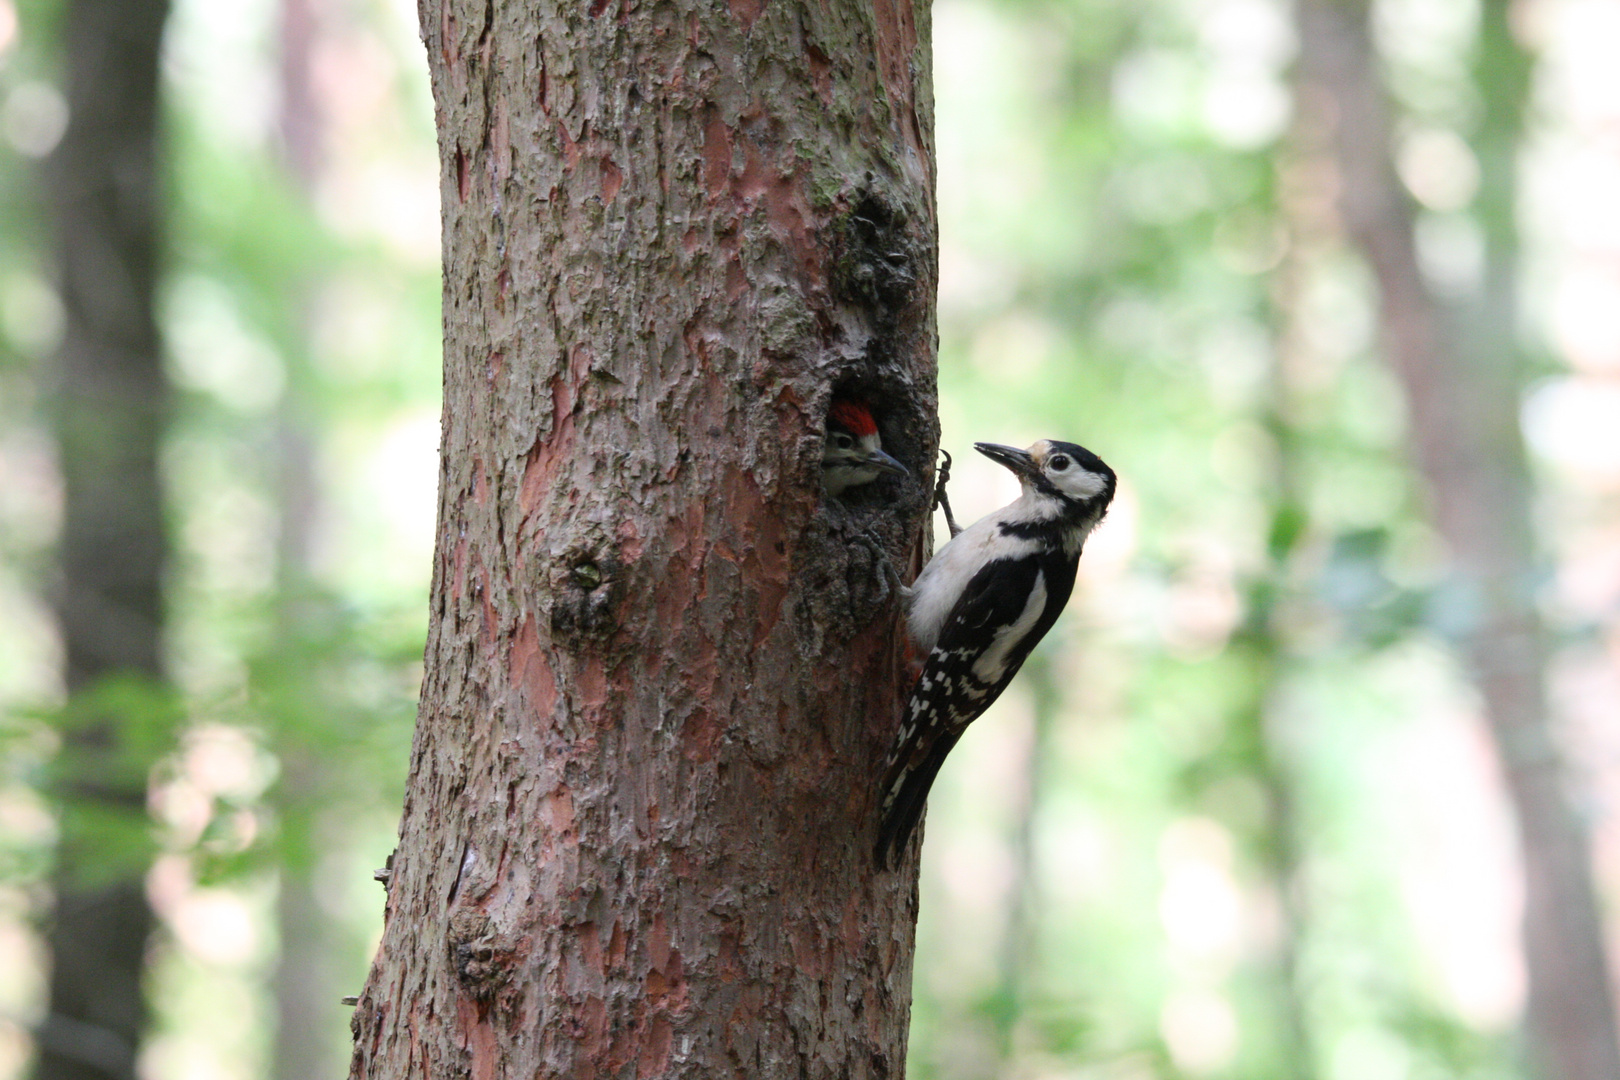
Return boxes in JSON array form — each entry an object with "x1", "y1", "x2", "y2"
[
  {"x1": 1048, "y1": 455, "x2": 1071, "y2": 472},
  {"x1": 831, "y1": 433, "x2": 855, "y2": 450}
]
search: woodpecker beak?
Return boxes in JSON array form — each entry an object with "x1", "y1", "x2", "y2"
[
  {"x1": 974, "y1": 442, "x2": 1040, "y2": 482},
  {"x1": 868, "y1": 447, "x2": 910, "y2": 479}
]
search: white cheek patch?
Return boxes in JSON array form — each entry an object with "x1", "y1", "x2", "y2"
[{"x1": 1055, "y1": 469, "x2": 1109, "y2": 499}]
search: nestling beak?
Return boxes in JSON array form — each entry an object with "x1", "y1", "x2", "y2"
[
  {"x1": 868, "y1": 447, "x2": 910, "y2": 479},
  {"x1": 974, "y1": 442, "x2": 1040, "y2": 482}
]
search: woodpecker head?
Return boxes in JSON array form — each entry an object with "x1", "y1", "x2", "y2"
[
  {"x1": 823, "y1": 399, "x2": 909, "y2": 497},
  {"x1": 975, "y1": 439, "x2": 1116, "y2": 521}
]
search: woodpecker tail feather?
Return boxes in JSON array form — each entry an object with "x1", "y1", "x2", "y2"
[{"x1": 874, "y1": 726, "x2": 966, "y2": 868}]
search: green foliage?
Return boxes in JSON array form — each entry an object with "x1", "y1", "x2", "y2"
[
  {"x1": 2, "y1": 0, "x2": 435, "y2": 1073},
  {"x1": 911, "y1": 0, "x2": 1551, "y2": 1073},
  {"x1": 10, "y1": 675, "x2": 183, "y2": 887}
]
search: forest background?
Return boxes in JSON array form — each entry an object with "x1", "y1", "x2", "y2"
[{"x1": 1, "y1": 0, "x2": 1619, "y2": 1077}]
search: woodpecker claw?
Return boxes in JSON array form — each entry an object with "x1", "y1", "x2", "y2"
[
  {"x1": 933, "y1": 449, "x2": 962, "y2": 538},
  {"x1": 847, "y1": 527, "x2": 911, "y2": 618}
]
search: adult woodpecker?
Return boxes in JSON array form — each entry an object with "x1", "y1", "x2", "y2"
[
  {"x1": 822, "y1": 399, "x2": 909, "y2": 497},
  {"x1": 876, "y1": 439, "x2": 1116, "y2": 866}
]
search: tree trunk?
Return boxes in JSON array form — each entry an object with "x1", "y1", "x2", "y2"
[
  {"x1": 1293, "y1": 1, "x2": 1620, "y2": 1077},
  {"x1": 38, "y1": 0, "x2": 172, "y2": 1078},
  {"x1": 348, "y1": 0, "x2": 938, "y2": 1075}
]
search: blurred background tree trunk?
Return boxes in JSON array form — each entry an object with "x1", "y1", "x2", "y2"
[
  {"x1": 37, "y1": 0, "x2": 173, "y2": 1078},
  {"x1": 346, "y1": 0, "x2": 938, "y2": 1075},
  {"x1": 266, "y1": 1, "x2": 343, "y2": 1076},
  {"x1": 1293, "y1": 0, "x2": 1620, "y2": 1076}
]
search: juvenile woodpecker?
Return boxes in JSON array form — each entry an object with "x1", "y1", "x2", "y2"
[
  {"x1": 823, "y1": 399, "x2": 909, "y2": 497},
  {"x1": 876, "y1": 439, "x2": 1116, "y2": 866}
]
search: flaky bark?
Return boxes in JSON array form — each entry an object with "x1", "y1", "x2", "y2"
[
  {"x1": 1294, "y1": 1, "x2": 1620, "y2": 1077},
  {"x1": 38, "y1": 1, "x2": 172, "y2": 1078},
  {"x1": 349, "y1": 0, "x2": 938, "y2": 1076}
]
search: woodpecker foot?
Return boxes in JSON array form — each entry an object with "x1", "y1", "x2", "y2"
[
  {"x1": 850, "y1": 527, "x2": 910, "y2": 612},
  {"x1": 933, "y1": 449, "x2": 963, "y2": 538}
]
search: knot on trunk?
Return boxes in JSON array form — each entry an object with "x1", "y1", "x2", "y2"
[
  {"x1": 832, "y1": 193, "x2": 921, "y2": 323},
  {"x1": 447, "y1": 908, "x2": 517, "y2": 1000},
  {"x1": 547, "y1": 544, "x2": 624, "y2": 647}
]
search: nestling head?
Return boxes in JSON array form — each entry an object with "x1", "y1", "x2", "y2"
[{"x1": 823, "y1": 399, "x2": 909, "y2": 497}]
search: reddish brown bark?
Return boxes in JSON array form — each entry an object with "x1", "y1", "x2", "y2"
[
  {"x1": 1293, "y1": 1, "x2": 1620, "y2": 1077},
  {"x1": 348, "y1": 0, "x2": 938, "y2": 1075}
]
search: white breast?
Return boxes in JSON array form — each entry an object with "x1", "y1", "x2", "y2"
[{"x1": 906, "y1": 504, "x2": 1044, "y2": 655}]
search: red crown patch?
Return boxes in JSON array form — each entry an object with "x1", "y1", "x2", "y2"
[{"x1": 828, "y1": 399, "x2": 878, "y2": 437}]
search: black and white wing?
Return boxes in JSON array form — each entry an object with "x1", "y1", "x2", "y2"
[{"x1": 875, "y1": 555, "x2": 1058, "y2": 866}]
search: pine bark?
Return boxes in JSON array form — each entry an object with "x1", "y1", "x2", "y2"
[
  {"x1": 38, "y1": 1, "x2": 172, "y2": 1078},
  {"x1": 1293, "y1": 1, "x2": 1620, "y2": 1077},
  {"x1": 349, "y1": 0, "x2": 938, "y2": 1075}
]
